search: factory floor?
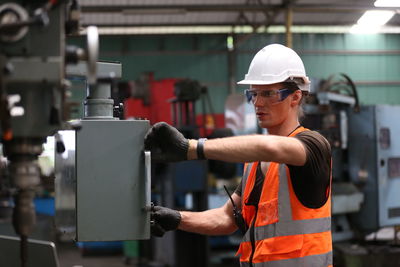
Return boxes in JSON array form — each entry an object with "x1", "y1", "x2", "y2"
[
  {"x1": 57, "y1": 242, "x2": 236, "y2": 267},
  {"x1": 57, "y1": 241, "x2": 400, "y2": 267},
  {"x1": 58, "y1": 242, "x2": 127, "y2": 267}
]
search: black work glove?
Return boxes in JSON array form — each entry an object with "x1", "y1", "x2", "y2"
[
  {"x1": 144, "y1": 122, "x2": 189, "y2": 162},
  {"x1": 150, "y1": 205, "x2": 181, "y2": 237}
]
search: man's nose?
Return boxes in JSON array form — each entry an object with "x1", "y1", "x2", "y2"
[{"x1": 253, "y1": 94, "x2": 266, "y2": 106}]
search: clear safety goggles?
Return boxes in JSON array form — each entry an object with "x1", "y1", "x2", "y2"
[{"x1": 244, "y1": 88, "x2": 296, "y2": 104}]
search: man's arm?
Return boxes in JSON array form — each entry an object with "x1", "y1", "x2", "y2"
[
  {"x1": 188, "y1": 135, "x2": 306, "y2": 166},
  {"x1": 144, "y1": 122, "x2": 306, "y2": 165},
  {"x1": 178, "y1": 193, "x2": 241, "y2": 235}
]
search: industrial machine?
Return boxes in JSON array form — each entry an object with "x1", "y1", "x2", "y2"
[
  {"x1": 0, "y1": 1, "x2": 151, "y2": 266},
  {"x1": 0, "y1": 1, "x2": 84, "y2": 265},
  {"x1": 347, "y1": 105, "x2": 400, "y2": 234},
  {"x1": 295, "y1": 74, "x2": 400, "y2": 243},
  {"x1": 55, "y1": 61, "x2": 150, "y2": 242}
]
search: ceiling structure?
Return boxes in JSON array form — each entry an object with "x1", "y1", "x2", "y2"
[{"x1": 77, "y1": 0, "x2": 400, "y2": 34}]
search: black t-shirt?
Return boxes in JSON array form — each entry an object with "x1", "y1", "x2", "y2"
[{"x1": 234, "y1": 130, "x2": 331, "y2": 209}]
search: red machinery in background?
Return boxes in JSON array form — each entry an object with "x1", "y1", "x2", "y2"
[{"x1": 123, "y1": 73, "x2": 225, "y2": 137}]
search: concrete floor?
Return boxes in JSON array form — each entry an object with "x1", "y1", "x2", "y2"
[
  {"x1": 57, "y1": 242, "x2": 237, "y2": 267},
  {"x1": 58, "y1": 243, "x2": 128, "y2": 267},
  {"x1": 58, "y1": 241, "x2": 400, "y2": 267}
]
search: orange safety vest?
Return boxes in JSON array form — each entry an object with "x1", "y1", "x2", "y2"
[{"x1": 236, "y1": 127, "x2": 332, "y2": 267}]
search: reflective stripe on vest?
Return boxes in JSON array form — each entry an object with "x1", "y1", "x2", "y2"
[
  {"x1": 238, "y1": 127, "x2": 332, "y2": 267},
  {"x1": 243, "y1": 216, "x2": 331, "y2": 242},
  {"x1": 240, "y1": 251, "x2": 333, "y2": 267},
  {"x1": 242, "y1": 165, "x2": 331, "y2": 243}
]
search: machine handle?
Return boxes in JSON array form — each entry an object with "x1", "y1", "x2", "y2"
[
  {"x1": 144, "y1": 151, "x2": 151, "y2": 209},
  {"x1": 86, "y1": 26, "x2": 98, "y2": 85}
]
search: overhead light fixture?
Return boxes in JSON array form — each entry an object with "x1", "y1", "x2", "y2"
[
  {"x1": 350, "y1": 9, "x2": 395, "y2": 34},
  {"x1": 349, "y1": 24, "x2": 379, "y2": 34},
  {"x1": 357, "y1": 10, "x2": 395, "y2": 26},
  {"x1": 374, "y1": 0, "x2": 400, "y2": 7},
  {"x1": 89, "y1": 25, "x2": 400, "y2": 35}
]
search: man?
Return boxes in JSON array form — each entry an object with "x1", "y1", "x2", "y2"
[{"x1": 145, "y1": 44, "x2": 332, "y2": 267}]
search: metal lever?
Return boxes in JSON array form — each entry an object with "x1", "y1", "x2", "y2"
[
  {"x1": 144, "y1": 151, "x2": 151, "y2": 210},
  {"x1": 86, "y1": 26, "x2": 98, "y2": 86},
  {"x1": 144, "y1": 151, "x2": 152, "y2": 237}
]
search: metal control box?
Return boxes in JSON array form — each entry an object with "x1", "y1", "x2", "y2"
[
  {"x1": 55, "y1": 119, "x2": 150, "y2": 241},
  {"x1": 348, "y1": 105, "x2": 400, "y2": 232}
]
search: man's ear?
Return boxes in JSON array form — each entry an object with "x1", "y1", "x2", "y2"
[{"x1": 291, "y1": 90, "x2": 302, "y2": 106}]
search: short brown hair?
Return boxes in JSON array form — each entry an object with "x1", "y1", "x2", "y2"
[{"x1": 282, "y1": 81, "x2": 308, "y2": 120}]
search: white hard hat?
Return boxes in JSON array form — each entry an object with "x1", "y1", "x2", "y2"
[{"x1": 237, "y1": 44, "x2": 310, "y2": 92}]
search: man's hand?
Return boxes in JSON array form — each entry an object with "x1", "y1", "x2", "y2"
[
  {"x1": 150, "y1": 206, "x2": 181, "y2": 237},
  {"x1": 144, "y1": 122, "x2": 189, "y2": 162}
]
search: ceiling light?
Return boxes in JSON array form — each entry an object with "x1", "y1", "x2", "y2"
[
  {"x1": 357, "y1": 10, "x2": 395, "y2": 26},
  {"x1": 374, "y1": 0, "x2": 400, "y2": 7},
  {"x1": 350, "y1": 24, "x2": 379, "y2": 34},
  {"x1": 91, "y1": 26, "x2": 400, "y2": 35}
]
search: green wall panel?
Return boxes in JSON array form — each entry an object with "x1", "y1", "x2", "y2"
[
  {"x1": 236, "y1": 33, "x2": 400, "y2": 107},
  {"x1": 68, "y1": 33, "x2": 400, "y2": 114},
  {"x1": 358, "y1": 86, "x2": 400, "y2": 105}
]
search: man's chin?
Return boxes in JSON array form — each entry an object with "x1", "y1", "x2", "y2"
[{"x1": 258, "y1": 120, "x2": 272, "y2": 129}]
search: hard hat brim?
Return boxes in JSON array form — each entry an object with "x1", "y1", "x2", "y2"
[
  {"x1": 237, "y1": 79, "x2": 278, "y2": 85},
  {"x1": 237, "y1": 77, "x2": 311, "y2": 92}
]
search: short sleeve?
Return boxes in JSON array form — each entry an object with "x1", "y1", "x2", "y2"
[{"x1": 288, "y1": 130, "x2": 331, "y2": 209}]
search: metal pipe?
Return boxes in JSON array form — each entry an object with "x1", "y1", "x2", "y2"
[
  {"x1": 96, "y1": 47, "x2": 400, "y2": 57},
  {"x1": 353, "y1": 81, "x2": 400, "y2": 86},
  {"x1": 81, "y1": 22, "x2": 354, "y2": 28},
  {"x1": 93, "y1": 50, "x2": 400, "y2": 59},
  {"x1": 80, "y1": 4, "x2": 395, "y2": 13},
  {"x1": 285, "y1": 7, "x2": 293, "y2": 48}
]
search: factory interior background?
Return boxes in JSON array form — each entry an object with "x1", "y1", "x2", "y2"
[{"x1": 1, "y1": 0, "x2": 400, "y2": 267}]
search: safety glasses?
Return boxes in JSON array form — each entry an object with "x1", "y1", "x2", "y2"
[{"x1": 244, "y1": 88, "x2": 296, "y2": 104}]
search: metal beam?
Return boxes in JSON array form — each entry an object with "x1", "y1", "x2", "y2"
[
  {"x1": 80, "y1": 4, "x2": 395, "y2": 14},
  {"x1": 285, "y1": 5, "x2": 293, "y2": 48},
  {"x1": 80, "y1": 22, "x2": 372, "y2": 27}
]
